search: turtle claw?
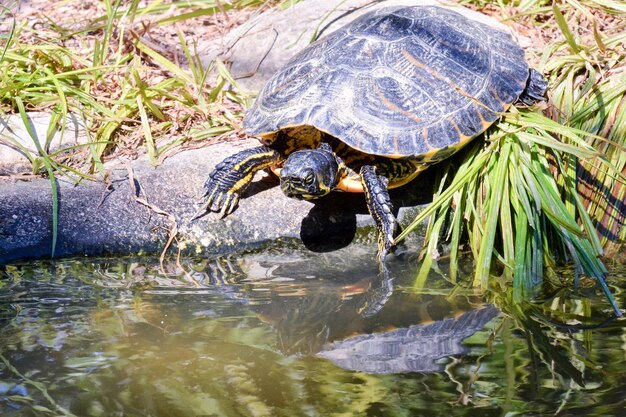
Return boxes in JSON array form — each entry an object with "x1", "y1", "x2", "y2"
[
  {"x1": 193, "y1": 146, "x2": 282, "y2": 221},
  {"x1": 211, "y1": 190, "x2": 227, "y2": 211},
  {"x1": 218, "y1": 193, "x2": 239, "y2": 218},
  {"x1": 376, "y1": 244, "x2": 389, "y2": 263},
  {"x1": 196, "y1": 176, "x2": 241, "y2": 219},
  {"x1": 194, "y1": 157, "x2": 240, "y2": 217},
  {"x1": 191, "y1": 199, "x2": 212, "y2": 221},
  {"x1": 226, "y1": 194, "x2": 240, "y2": 215},
  {"x1": 376, "y1": 230, "x2": 396, "y2": 263},
  {"x1": 190, "y1": 174, "x2": 234, "y2": 220}
]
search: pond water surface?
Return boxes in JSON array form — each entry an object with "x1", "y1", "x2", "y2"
[{"x1": 1, "y1": 243, "x2": 625, "y2": 416}]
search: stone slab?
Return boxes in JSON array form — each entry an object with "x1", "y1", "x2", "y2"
[{"x1": 0, "y1": 139, "x2": 431, "y2": 265}]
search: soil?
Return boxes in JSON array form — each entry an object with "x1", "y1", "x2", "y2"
[{"x1": 3, "y1": 0, "x2": 253, "y2": 61}]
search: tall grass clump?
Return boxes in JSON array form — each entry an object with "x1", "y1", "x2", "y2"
[
  {"x1": 398, "y1": 0, "x2": 625, "y2": 315},
  {"x1": 544, "y1": 10, "x2": 626, "y2": 259},
  {"x1": 0, "y1": 0, "x2": 278, "y2": 179}
]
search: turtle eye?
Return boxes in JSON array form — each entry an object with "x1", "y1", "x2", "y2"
[{"x1": 304, "y1": 172, "x2": 315, "y2": 185}]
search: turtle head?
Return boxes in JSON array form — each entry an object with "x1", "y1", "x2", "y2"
[{"x1": 280, "y1": 143, "x2": 340, "y2": 200}]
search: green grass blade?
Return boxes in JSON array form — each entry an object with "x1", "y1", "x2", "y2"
[
  {"x1": 475, "y1": 140, "x2": 511, "y2": 286},
  {"x1": 552, "y1": 1, "x2": 582, "y2": 53},
  {"x1": 396, "y1": 142, "x2": 490, "y2": 243},
  {"x1": 447, "y1": 187, "x2": 465, "y2": 283},
  {"x1": 15, "y1": 97, "x2": 58, "y2": 258},
  {"x1": 136, "y1": 93, "x2": 157, "y2": 164},
  {"x1": 134, "y1": 40, "x2": 193, "y2": 84},
  {"x1": 0, "y1": 5, "x2": 15, "y2": 63}
]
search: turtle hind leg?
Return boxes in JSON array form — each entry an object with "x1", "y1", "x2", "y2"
[
  {"x1": 360, "y1": 165, "x2": 397, "y2": 261},
  {"x1": 517, "y1": 68, "x2": 548, "y2": 105},
  {"x1": 196, "y1": 146, "x2": 282, "y2": 219}
]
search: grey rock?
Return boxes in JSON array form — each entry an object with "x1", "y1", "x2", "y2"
[
  {"x1": 210, "y1": 0, "x2": 510, "y2": 91},
  {"x1": 0, "y1": 138, "x2": 430, "y2": 265},
  {"x1": 0, "y1": 112, "x2": 88, "y2": 175}
]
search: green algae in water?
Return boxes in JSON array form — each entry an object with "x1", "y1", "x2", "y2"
[{"x1": 0, "y1": 246, "x2": 625, "y2": 416}]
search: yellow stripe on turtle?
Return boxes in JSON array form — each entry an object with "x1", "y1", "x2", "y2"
[{"x1": 233, "y1": 149, "x2": 283, "y2": 174}]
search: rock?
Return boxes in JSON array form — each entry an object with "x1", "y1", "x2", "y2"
[
  {"x1": 0, "y1": 112, "x2": 88, "y2": 175},
  {"x1": 0, "y1": 137, "x2": 430, "y2": 265},
  {"x1": 209, "y1": 0, "x2": 511, "y2": 91}
]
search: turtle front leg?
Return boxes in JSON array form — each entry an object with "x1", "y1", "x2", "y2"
[
  {"x1": 196, "y1": 146, "x2": 283, "y2": 218},
  {"x1": 360, "y1": 165, "x2": 397, "y2": 260}
]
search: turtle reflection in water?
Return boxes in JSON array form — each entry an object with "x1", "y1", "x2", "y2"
[
  {"x1": 198, "y1": 5, "x2": 547, "y2": 258},
  {"x1": 317, "y1": 305, "x2": 500, "y2": 373}
]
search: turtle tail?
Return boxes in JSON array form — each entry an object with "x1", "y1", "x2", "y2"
[{"x1": 517, "y1": 68, "x2": 548, "y2": 106}]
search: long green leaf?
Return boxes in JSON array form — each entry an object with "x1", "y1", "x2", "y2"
[
  {"x1": 15, "y1": 98, "x2": 58, "y2": 258},
  {"x1": 475, "y1": 141, "x2": 511, "y2": 286},
  {"x1": 552, "y1": 1, "x2": 582, "y2": 53}
]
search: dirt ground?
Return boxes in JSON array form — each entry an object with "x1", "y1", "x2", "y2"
[{"x1": 3, "y1": 0, "x2": 259, "y2": 68}]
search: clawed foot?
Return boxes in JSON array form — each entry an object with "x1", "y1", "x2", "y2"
[
  {"x1": 360, "y1": 165, "x2": 398, "y2": 262},
  {"x1": 193, "y1": 146, "x2": 282, "y2": 220},
  {"x1": 197, "y1": 186, "x2": 240, "y2": 219},
  {"x1": 376, "y1": 220, "x2": 398, "y2": 262},
  {"x1": 193, "y1": 159, "x2": 245, "y2": 219}
]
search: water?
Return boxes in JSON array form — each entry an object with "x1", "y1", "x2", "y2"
[{"x1": 1, "y1": 243, "x2": 625, "y2": 416}]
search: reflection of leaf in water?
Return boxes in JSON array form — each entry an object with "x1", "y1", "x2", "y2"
[
  {"x1": 152, "y1": 381, "x2": 226, "y2": 417},
  {"x1": 64, "y1": 355, "x2": 114, "y2": 373},
  {"x1": 505, "y1": 303, "x2": 585, "y2": 387},
  {"x1": 38, "y1": 326, "x2": 68, "y2": 351},
  {"x1": 299, "y1": 360, "x2": 394, "y2": 416},
  {"x1": 257, "y1": 289, "x2": 340, "y2": 355}
]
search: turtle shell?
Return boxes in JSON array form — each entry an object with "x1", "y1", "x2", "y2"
[{"x1": 243, "y1": 5, "x2": 530, "y2": 160}]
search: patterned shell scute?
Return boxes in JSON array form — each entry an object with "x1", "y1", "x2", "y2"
[{"x1": 243, "y1": 5, "x2": 529, "y2": 158}]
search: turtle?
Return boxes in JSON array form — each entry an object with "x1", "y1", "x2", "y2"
[{"x1": 197, "y1": 5, "x2": 547, "y2": 259}]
